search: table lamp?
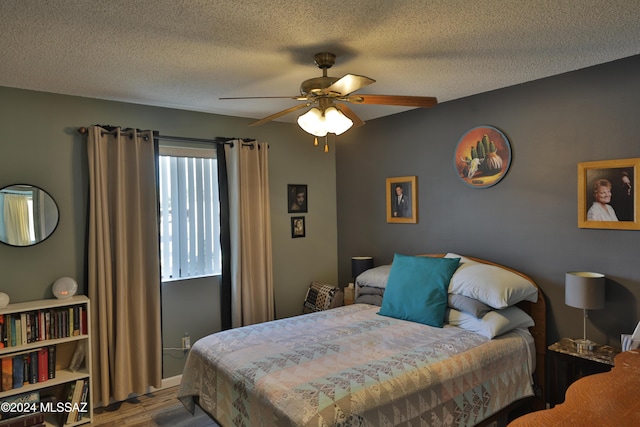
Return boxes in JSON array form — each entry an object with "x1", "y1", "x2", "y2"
[
  {"x1": 565, "y1": 271, "x2": 605, "y2": 352},
  {"x1": 351, "y1": 256, "x2": 374, "y2": 281}
]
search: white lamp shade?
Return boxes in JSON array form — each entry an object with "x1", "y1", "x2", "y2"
[
  {"x1": 297, "y1": 107, "x2": 327, "y2": 137},
  {"x1": 565, "y1": 271, "x2": 605, "y2": 310},
  {"x1": 53, "y1": 277, "x2": 78, "y2": 299},
  {"x1": 324, "y1": 106, "x2": 353, "y2": 135}
]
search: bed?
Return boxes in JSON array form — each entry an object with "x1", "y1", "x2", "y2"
[{"x1": 178, "y1": 253, "x2": 547, "y2": 427}]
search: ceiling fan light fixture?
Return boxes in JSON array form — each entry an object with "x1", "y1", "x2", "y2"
[
  {"x1": 324, "y1": 106, "x2": 353, "y2": 135},
  {"x1": 297, "y1": 107, "x2": 327, "y2": 137}
]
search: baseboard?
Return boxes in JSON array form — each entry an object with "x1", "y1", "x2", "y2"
[
  {"x1": 152, "y1": 375, "x2": 182, "y2": 391},
  {"x1": 93, "y1": 375, "x2": 183, "y2": 409}
]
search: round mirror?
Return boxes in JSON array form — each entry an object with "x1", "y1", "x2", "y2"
[{"x1": 0, "y1": 184, "x2": 59, "y2": 247}]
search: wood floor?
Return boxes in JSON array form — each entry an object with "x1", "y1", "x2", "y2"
[{"x1": 92, "y1": 386, "x2": 219, "y2": 427}]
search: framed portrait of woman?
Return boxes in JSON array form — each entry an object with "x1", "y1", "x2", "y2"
[
  {"x1": 291, "y1": 216, "x2": 305, "y2": 238},
  {"x1": 578, "y1": 158, "x2": 640, "y2": 230},
  {"x1": 288, "y1": 184, "x2": 308, "y2": 213},
  {"x1": 386, "y1": 176, "x2": 418, "y2": 224}
]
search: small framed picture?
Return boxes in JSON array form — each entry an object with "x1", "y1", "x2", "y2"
[
  {"x1": 288, "y1": 184, "x2": 308, "y2": 213},
  {"x1": 386, "y1": 176, "x2": 418, "y2": 223},
  {"x1": 578, "y1": 158, "x2": 640, "y2": 230},
  {"x1": 291, "y1": 216, "x2": 306, "y2": 238}
]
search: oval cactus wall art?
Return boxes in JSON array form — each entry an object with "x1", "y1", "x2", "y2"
[{"x1": 454, "y1": 125, "x2": 512, "y2": 188}]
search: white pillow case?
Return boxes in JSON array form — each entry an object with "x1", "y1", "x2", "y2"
[
  {"x1": 355, "y1": 264, "x2": 392, "y2": 289},
  {"x1": 445, "y1": 253, "x2": 538, "y2": 309},
  {"x1": 446, "y1": 306, "x2": 535, "y2": 339}
]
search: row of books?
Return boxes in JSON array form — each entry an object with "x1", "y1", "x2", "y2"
[
  {"x1": 0, "y1": 306, "x2": 87, "y2": 349},
  {"x1": 0, "y1": 390, "x2": 42, "y2": 425},
  {"x1": 0, "y1": 412, "x2": 44, "y2": 427},
  {"x1": 61, "y1": 378, "x2": 89, "y2": 425},
  {"x1": 0, "y1": 378, "x2": 89, "y2": 426},
  {"x1": 0, "y1": 347, "x2": 56, "y2": 392}
]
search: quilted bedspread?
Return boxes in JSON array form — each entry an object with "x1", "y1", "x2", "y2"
[{"x1": 178, "y1": 304, "x2": 534, "y2": 427}]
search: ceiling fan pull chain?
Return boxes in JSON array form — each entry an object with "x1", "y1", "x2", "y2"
[
  {"x1": 313, "y1": 136, "x2": 319, "y2": 146},
  {"x1": 324, "y1": 136, "x2": 329, "y2": 153}
]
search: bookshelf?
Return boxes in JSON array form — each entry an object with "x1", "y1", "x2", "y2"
[{"x1": 0, "y1": 296, "x2": 92, "y2": 426}]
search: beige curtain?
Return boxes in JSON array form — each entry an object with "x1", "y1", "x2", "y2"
[
  {"x1": 86, "y1": 126, "x2": 162, "y2": 406},
  {"x1": 225, "y1": 141, "x2": 274, "y2": 327},
  {"x1": 4, "y1": 194, "x2": 31, "y2": 245}
]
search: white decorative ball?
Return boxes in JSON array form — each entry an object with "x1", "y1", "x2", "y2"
[
  {"x1": 0, "y1": 292, "x2": 9, "y2": 308},
  {"x1": 52, "y1": 277, "x2": 78, "y2": 299}
]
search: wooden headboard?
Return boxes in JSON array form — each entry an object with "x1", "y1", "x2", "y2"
[{"x1": 423, "y1": 254, "x2": 547, "y2": 408}]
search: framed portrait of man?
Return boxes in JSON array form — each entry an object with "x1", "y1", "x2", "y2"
[
  {"x1": 288, "y1": 184, "x2": 308, "y2": 213},
  {"x1": 386, "y1": 176, "x2": 418, "y2": 224},
  {"x1": 578, "y1": 158, "x2": 639, "y2": 230}
]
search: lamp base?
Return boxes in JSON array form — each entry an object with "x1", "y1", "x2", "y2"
[{"x1": 574, "y1": 338, "x2": 597, "y2": 353}]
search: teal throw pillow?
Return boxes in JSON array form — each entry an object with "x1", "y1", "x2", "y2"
[{"x1": 378, "y1": 254, "x2": 460, "y2": 327}]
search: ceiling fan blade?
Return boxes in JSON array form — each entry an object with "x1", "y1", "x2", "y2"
[
  {"x1": 323, "y1": 74, "x2": 376, "y2": 96},
  {"x1": 335, "y1": 103, "x2": 364, "y2": 128},
  {"x1": 220, "y1": 95, "x2": 308, "y2": 100},
  {"x1": 346, "y1": 94, "x2": 438, "y2": 107},
  {"x1": 249, "y1": 103, "x2": 310, "y2": 126}
]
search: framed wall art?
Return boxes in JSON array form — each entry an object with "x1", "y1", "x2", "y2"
[
  {"x1": 288, "y1": 184, "x2": 307, "y2": 213},
  {"x1": 454, "y1": 125, "x2": 512, "y2": 188},
  {"x1": 386, "y1": 176, "x2": 418, "y2": 224},
  {"x1": 291, "y1": 216, "x2": 306, "y2": 238},
  {"x1": 578, "y1": 158, "x2": 640, "y2": 230}
]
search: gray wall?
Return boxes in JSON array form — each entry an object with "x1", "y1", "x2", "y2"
[
  {"x1": 336, "y1": 55, "x2": 640, "y2": 348},
  {"x1": 0, "y1": 86, "x2": 338, "y2": 378}
]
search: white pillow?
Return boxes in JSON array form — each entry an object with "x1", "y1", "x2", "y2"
[
  {"x1": 445, "y1": 253, "x2": 538, "y2": 309},
  {"x1": 446, "y1": 306, "x2": 535, "y2": 339},
  {"x1": 355, "y1": 264, "x2": 391, "y2": 289}
]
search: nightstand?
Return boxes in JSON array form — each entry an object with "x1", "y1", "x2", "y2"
[{"x1": 547, "y1": 337, "x2": 620, "y2": 407}]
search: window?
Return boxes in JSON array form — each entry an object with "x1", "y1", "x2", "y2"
[{"x1": 158, "y1": 146, "x2": 221, "y2": 281}]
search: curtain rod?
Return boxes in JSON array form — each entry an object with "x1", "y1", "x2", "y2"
[{"x1": 76, "y1": 127, "x2": 257, "y2": 146}]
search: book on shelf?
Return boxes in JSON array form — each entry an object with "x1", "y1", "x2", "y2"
[
  {"x1": 68, "y1": 341, "x2": 86, "y2": 372},
  {"x1": 0, "y1": 306, "x2": 87, "y2": 349},
  {"x1": 25, "y1": 314, "x2": 31, "y2": 345},
  {"x1": 43, "y1": 312, "x2": 50, "y2": 341},
  {"x1": 0, "y1": 390, "x2": 40, "y2": 420},
  {"x1": 62, "y1": 379, "x2": 85, "y2": 425},
  {"x1": 13, "y1": 319, "x2": 21, "y2": 348},
  {"x1": 72, "y1": 306, "x2": 81, "y2": 336},
  {"x1": 1, "y1": 356, "x2": 12, "y2": 392},
  {"x1": 76, "y1": 379, "x2": 89, "y2": 421},
  {"x1": 57, "y1": 381, "x2": 76, "y2": 426},
  {"x1": 28, "y1": 351, "x2": 37, "y2": 385},
  {"x1": 47, "y1": 346, "x2": 55, "y2": 380},
  {"x1": 36, "y1": 349, "x2": 47, "y2": 384},
  {"x1": 81, "y1": 309, "x2": 87, "y2": 335},
  {"x1": 9, "y1": 317, "x2": 16, "y2": 348},
  {"x1": 0, "y1": 411, "x2": 44, "y2": 427},
  {"x1": 11, "y1": 355, "x2": 23, "y2": 389},
  {"x1": 0, "y1": 315, "x2": 5, "y2": 349},
  {"x1": 21, "y1": 355, "x2": 28, "y2": 388}
]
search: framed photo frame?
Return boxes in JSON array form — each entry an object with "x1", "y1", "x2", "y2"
[
  {"x1": 288, "y1": 184, "x2": 308, "y2": 213},
  {"x1": 291, "y1": 216, "x2": 306, "y2": 238},
  {"x1": 386, "y1": 176, "x2": 418, "y2": 223},
  {"x1": 578, "y1": 158, "x2": 640, "y2": 230}
]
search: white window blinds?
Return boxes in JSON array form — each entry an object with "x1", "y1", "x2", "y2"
[{"x1": 158, "y1": 147, "x2": 221, "y2": 281}]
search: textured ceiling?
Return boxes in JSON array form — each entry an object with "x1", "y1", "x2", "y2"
[{"x1": 1, "y1": 0, "x2": 640, "y2": 124}]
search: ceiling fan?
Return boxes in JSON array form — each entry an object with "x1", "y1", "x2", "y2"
[{"x1": 220, "y1": 52, "x2": 438, "y2": 151}]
